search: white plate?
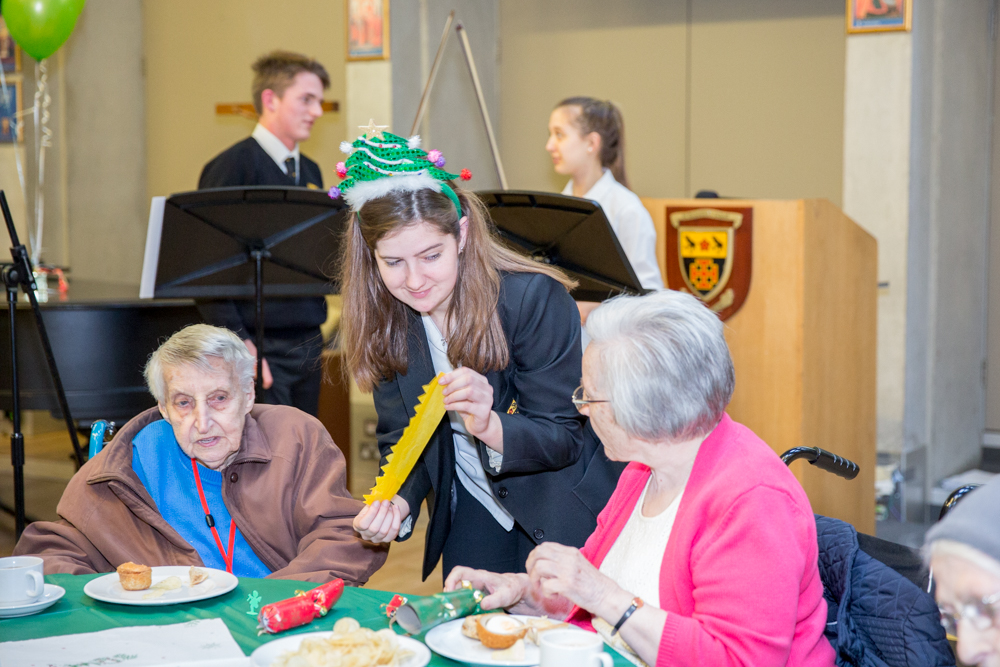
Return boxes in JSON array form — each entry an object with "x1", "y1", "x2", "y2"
[
  {"x1": 424, "y1": 615, "x2": 591, "y2": 666},
  {"x1": 0, "y1": 584, "x2": 65, "y2": 618},
  {"x1": 83, "y1": 566, "x2": 237, "y2": 606},
  {"x1": 250, "y1": 631, "x2": 430, "y2": 667}
]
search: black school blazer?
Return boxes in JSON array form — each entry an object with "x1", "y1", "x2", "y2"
[{"x1": 373, "y1": 271, "x2": 625, "y2": 580}]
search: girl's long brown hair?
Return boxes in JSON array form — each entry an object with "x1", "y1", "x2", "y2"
[
  {"x1": 339, "y1": 186, "x2": 576, "y2": 392},
  {"x1": 557, "y1": 96, "x2": 629, "y2": 189}
]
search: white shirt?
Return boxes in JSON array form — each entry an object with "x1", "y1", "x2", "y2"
[
  {"x1": 562, "y1": 170, "x2": 665, "y2": 291},
  {"x1": 598, "y1": 478, "x2": 683, "y2": 608},
  {"x1": 420, "y1": 315, "x2": 515, "y2": 531},
  {"x1": 251, "y1": 123, "x2": 300, "y2": 183}
]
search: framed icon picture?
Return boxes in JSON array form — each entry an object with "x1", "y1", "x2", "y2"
[
  {"x1": 847, "y1": 0, "x2": 911, "y2": 34},
  {"x1": 347, "y1": 0, "x2": 389, "y2": 61},
  {"x1": 0, "y1": 79, "x2": 22, "y2": 143},
  {"x1": 0, "y1": 17, "x2": 21, "y2": 73}
]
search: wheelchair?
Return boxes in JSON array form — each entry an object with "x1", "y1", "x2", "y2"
[{"x1": 782, "y1": 446, "x2": 964, "y2": 667}]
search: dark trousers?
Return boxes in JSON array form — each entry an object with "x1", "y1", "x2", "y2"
[
  {"x1": 441, "y1": 480, "x2": 537, "y2": 582},
  {"x1": 256, "y1": 328, "x2": 323, "y2": 417}
]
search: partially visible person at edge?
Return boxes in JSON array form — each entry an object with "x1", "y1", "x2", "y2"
[
  {"x1": 335, "y1": 124, "x2": 624, "y2": 581},
  {"x1": 547, "y1": 96, "x2": 664, "y2": 325},
  {"x1": 924, "y1": 476, "x2": 1000, "y2": 666},
  {"x1": 197, "y1": 50, "x2": 330, "y2": 416},
  {"x1": 14, "y1": 324, "x2": 387, "y2": 584},
  {"x1": 446, "y1": 290, "x2": 835, "y2": 667}
]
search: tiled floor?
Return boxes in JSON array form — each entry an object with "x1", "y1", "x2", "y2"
[{"x1": 0, "y1": 427, "x2": 441, "y2": 597}]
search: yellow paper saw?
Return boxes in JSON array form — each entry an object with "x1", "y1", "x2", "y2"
[{"x1": 364, "y1": 373, "x2": 447, "y2": 504}]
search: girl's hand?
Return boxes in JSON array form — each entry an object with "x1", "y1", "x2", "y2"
[
  {"x1": 353, "y1": 496, "x2": 409, "y2": 543},
  {"x1": 440, "y1": 368, "x2": 503, "y2": 450}
]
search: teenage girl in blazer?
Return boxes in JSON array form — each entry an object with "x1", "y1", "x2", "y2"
[{"x1": 335, "y1": 127, "x2": 623, "y2": 580}]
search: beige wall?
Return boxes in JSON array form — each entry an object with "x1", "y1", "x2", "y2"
[
  {"x1": 143, "y1": 0, "x2": 347, "y2": 199},
  {"x1": 499, "y1": 1, "x2": 844, "y2": 204},
  {"x1": 65, "y1": 0, "x2": 147, "y2": 285},
  {"x1": 987, "y1": 18, "x2": 1000, "y2": 433},
  {"x1": 843, "y1": 32, "x2": 912, "y2": 454}
]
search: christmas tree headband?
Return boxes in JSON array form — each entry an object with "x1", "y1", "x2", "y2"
[{"x1": 329, "y1": 119, "x2": 472, "y2": 219}]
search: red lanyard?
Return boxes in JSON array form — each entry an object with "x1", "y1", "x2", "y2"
[{"x1": 190, "y1": 458, "x2": 236, "y2": 573}]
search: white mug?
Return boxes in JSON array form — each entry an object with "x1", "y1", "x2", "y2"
[
  {"x1": 540, "y1": 629, "x2": 613, "y2": 667},
  {"x1": 0, "y1": 556, "x2": 45, "y2": 605}
]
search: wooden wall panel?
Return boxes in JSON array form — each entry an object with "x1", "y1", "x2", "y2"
[{"x1": 801, "y1": 199, "x2": 877, "y2": 534}]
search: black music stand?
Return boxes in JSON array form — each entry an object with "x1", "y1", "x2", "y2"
[
  {"x1": 1, "y1": 191, "x2": 85, "y2": 538},
  {"x1": 140, "y1": 187, "x2": 347, "y2": 393},
  {"x1": 476, "y1": 190, "x2": 647, "y2": 301}
]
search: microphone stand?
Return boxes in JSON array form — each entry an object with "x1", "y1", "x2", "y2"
[{"x1": 1, "y1": 190, "x2": 84, "y2": 539}]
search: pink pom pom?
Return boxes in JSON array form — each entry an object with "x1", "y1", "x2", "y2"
[
  {"x1": 460, "y1": 169, "x2": 472, "y2": 181},
  {"x1": 336, "y1": 162, "x2": 348, "y2": 178},
  {"x1": 327, "y1": 186, "x2": 341, "y2": 199},
  {"x1": 427, "y1": 150, "x2": 442, "y2": 163}
]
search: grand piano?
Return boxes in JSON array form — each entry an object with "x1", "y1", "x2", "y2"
[{"x1": 0, "y1": 280, "x2": 202, "y2": 424}]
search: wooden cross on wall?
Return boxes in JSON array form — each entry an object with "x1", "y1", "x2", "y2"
[{"x1": 215, "y1": 101, "x2": 340, "y2": 121}]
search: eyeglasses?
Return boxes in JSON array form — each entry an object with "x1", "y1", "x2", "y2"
[
  {"x1": 571, "y1": 385, "x2": 609, "y2": 412},
  {"x1": 938, "y1": 591, "x2": 1000, "y2": 637}
]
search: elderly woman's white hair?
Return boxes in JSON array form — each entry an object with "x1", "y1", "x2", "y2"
[
  {"x1": 586, "y1": 289, "x2": 734, "y2": 442},
  {"x1": 144, "y1": 324, "x2": 256, "y2": 402}
]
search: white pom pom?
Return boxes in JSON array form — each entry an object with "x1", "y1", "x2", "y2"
[
  {"x1": 340, "y1": 141, "x2": 355, "y2": 155},
  {"x1": 407, "y1": 135, "x2": 422, "y2": 149}
]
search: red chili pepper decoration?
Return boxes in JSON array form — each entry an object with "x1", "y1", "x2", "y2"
[
  {"x1": 256, "y1": 578, "x2": 345, "y2": 635},
  {"x1": 384, "y1": 593, "x2": 407, "y2": 619}
]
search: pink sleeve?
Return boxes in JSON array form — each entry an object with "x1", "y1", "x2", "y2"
[{"x1": 656, "y1": 486, "x2": 819, "y2": 667}]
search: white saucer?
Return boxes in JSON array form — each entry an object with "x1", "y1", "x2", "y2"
[{"x1": 0, "y1": 584, "x2": 66, "y2": 618}]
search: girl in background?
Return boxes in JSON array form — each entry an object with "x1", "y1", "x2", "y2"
[{"x1": 547, "y1": 97, "x2": 663, "y2": 322}]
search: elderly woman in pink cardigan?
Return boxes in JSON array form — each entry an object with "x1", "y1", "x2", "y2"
[{"x1": 446, "y1": 290, "x2": 835, "y2": 667}]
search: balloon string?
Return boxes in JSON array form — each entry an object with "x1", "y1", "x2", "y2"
[{"x1": 31, "y1": 59, "x2": 52, "y2": 267}]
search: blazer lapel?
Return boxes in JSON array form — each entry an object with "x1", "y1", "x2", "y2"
[{"x1": 398, "y1": 312, "x2": 435, "y2": 415}]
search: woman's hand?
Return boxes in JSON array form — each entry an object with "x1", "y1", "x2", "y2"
[
  {"x1": 243, "y1": 339, "x2": 273, "y2": 389},
  {"x1": 353, "y1": 496, "x2": 410, "y2": 543},
  {"x1": 440, "y1": 368, "x2": 503, "y2": 451},
  {"x1": 444, "y1": 566, "x2": 533, "y2": 611},
  {"x1": 525, "y1": 542, "x2": 624, "y2": 616}
]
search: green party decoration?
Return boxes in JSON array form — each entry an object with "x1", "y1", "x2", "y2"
[
  {"x1": 2, "y1": 0, "x2": 86, "y2": 61},
  {"x1": 331, "y1": 119, "x2": 472, "y2": 219}
]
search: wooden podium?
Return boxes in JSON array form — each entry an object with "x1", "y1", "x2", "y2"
[{"x1": 642, "y1": 198, "x2": 877, "y2": 534}]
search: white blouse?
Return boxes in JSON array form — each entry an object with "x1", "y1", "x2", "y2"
[
  {"x1": 562, "y1": 170, "x2": 665, "y2": 292},
  {"x1": 598, "y1": 477, "x2": 683, "y2": 608}
]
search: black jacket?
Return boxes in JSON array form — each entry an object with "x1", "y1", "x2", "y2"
[
  {"x1": 199, "y1": 137, "x2": 323, "y2": 190},
  {"x1": 374, "y1": 272, "x2": 625, "y2": 580},
  {"x1": 196, "y1": 137, "x2": 326, "y2": 335},
  {"x1": 816, "y1": 516, "x2": 954, "y2": 667}
]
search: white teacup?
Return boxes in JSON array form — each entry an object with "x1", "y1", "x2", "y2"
[
  {"x1": 0, "y1": 556, "x2": 45, "y2": 605},
  {"x1": 540, "y1": 629, "x2": 613, "y2": 667}
]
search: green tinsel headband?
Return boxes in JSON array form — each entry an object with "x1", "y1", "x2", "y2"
[{"x1": 328, "y1": 120, "x2": 472, "y2": 219}]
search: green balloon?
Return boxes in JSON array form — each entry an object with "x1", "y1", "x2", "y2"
[{"x1": 2, "y1": 0, "x2": 86, "y2": 61}]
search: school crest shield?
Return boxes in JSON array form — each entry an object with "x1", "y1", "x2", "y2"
[{"x1": 665, "y1": 207, "x2": 753, "y2": 320}]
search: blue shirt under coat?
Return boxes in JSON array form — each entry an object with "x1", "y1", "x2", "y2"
[{"x1": 131, "y1": 420, "x2": 271, "y2": 577}]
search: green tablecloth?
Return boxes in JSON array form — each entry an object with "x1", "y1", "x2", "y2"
[
  {"x1": 1, "y1": 574, "x2": 631, "y2": 665},
  {"x1": 1, "y1": 574, "x2": 462, "y2": 663}
]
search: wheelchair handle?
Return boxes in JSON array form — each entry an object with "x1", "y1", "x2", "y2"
[{"x1": 780, "y1": 446, "x2": 860, "y2": 481}]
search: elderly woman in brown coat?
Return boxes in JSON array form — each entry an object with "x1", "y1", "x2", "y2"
[{"x1": 15, "y1": 324, "x2": 386, "y2": 584}]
